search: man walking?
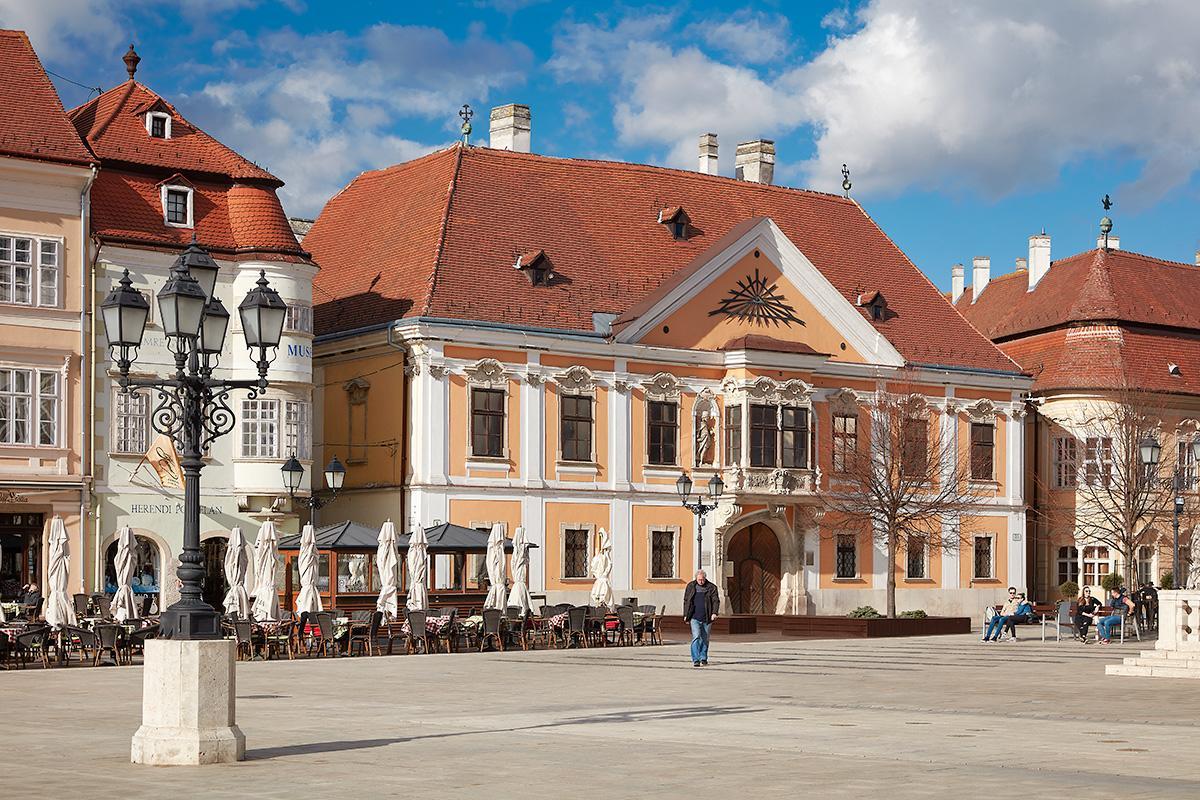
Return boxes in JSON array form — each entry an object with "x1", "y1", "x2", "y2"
[{"x1": 683, "y1": 569, "x2": 719, "y2": 666}]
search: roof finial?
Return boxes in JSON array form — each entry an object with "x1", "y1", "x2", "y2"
[
  {"x1": 123, "y1": 44, "x2": 140, "y2": 80},
  {"x1": 1100, "y1": 193, "x2": 1114, "y2": 250},
  {"x1": 841, "y1": 163, "x2": 852, "y2": 198},
  {"x1": 459, "y1": 104, "x2": 474, "y2": 146}
]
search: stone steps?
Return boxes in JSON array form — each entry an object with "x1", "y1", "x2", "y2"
[{"x1": 1105, "y1": 649, "x2": 1200, "y2": 679}]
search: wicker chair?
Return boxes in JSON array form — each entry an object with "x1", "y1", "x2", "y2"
[
  {"x1": 232, "y1": 620, "x2": 255, "y2": 661},
  {"x1": 639, "y1": 605, "x2": 662, "y2": 645},
  {"x1": 125, "y1": 624, "x2": 160, "y2": 663},
  {"x1": 72, "y1": 593, "x2": 90, "y2": 618},
  {"x1": 94, "y1": 624, "x2": 123, "y2": 666},
  {"x1": 613, "y1": 605, "x2": 637, "y2": 647},
  {"x1": 308, "y1": 612, "x2": 337, "y2": 658},
  {"x1": 479, "y1": 608, "x2": 504, "y2": 652},
  {"x1": 15, "y1": 626, "x2": 53, "y2": 668},
  {"x1": 406, "y1": 610, "x2": 431, "y2": 654},
  {"x1": 504, "y1": 606, "x2": 529, "y2": 651},
  {"x1": 62, "y1": 625, "x2": 98, "y2": 665},
  {"x1": 434, "y1": 607, "x2": 458, "y2": 654},
  {"x1": 262, "y1": 621, "x2": 294, "y2": 660},
  {"x1": 348, "y1": 611, "x2": 383, "y2": 657},
  {"x1": 97, "y1": 596, "x2": 112, "y2": 619},
  {"x1": 563, "y1": 606, "x2": 588, "y2": 649}
]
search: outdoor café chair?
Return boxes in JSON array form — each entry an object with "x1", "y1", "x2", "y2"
[
  {"x1": 72, "y1": 593, "x2": 90, "y2": 618},
  {"x1": 263, "y1": 621, "x2": 295, "y2": 660},
  {"x1": 97, "y1": 596, "x2": 112, "y2": 619},
  {"x1": 309, "y1": 612, "x2": 337, "y2": 658},
  {"x1": 126, "y1": 624, "x2": 159, "y2": 662},
  {"x1": 434, "y1": 608, "x2": 458, "y2": 653},
  {"x1": 15, "y1": 626, "x2": 52, "y2": 668},
  {"x1": 564, "y1": 606, "x2": 588, "y2": 649},
  {"x1": 62, "y1": 625, "x2": 97, "y2": 665},
  {"x1": 479, "y1": 608, "x2": 504, "y2": 652},
  {"x1": 348, "y1": 611, "x2": 383, "y2": 657},
  {"x1": 94, "y1": 624, "x2": 123, "y2": 666},
  {"x1": 1041, "y1": 600, "x2": 1074, "y2": 642},
  {"x1": 585, "y1": 606, "x2": 609, "y2": 647},
  {"x1": 504, "y1": 606, "x2": 529, "y2": 650},
  {"x1": 406, "y1": 610, "x2": 431, "y2": 654},
  {"x1": 614, "y1": 605, "x2": 637, "y2": 647},
  {"x1": 232, "y1": 620, "x2": 255, "y2": 661}
]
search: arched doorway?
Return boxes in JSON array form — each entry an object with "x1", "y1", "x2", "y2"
[
  {"x1": 201, "y1": 537, "x2": 229, "y2": 610},
  {"x1": 104, "y1": 534, "x2": 162, "y2": 615},
  {"x1": 727, "y1": 523, "x2": 782, "y2": 614}
]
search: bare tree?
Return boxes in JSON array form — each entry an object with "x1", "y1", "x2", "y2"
[{"x1": 822, "y1": 380, "x2": 988, "y2": 618}]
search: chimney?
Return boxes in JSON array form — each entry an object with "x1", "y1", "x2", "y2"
[
  {"x1": 951, "y1": 264, "x2": 965, "y2": 303},
  {"x1": 489, "y1": 104, "x2": 531, "y2": 153},
  {"x1": 698, "y1": 133, "x2": 719, "y2": 175},
  {"x1": 1015, "y1": 257, "x2": 1027, "y2": 272},
  {"x1": 735, "y1": 139, "x2": 775, "y2": 185},
  {"x1": 1096, "y1": 234, "x2": 1121, "y2": 251},
  {"x1": 971, "y1": 256, "x2": 990, "y2": 301},
  {"x1": 1195, "y1": 250, "x2": 1200, "y2": 266},
  {"x1": 1028, "y1": 233, "x2": 1051, "y2": 290}
]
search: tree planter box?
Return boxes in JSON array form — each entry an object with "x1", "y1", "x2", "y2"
[
  {"x1": 781, "y1": 615, "x2": 971, "y2": 639},
  {"x1": 660, "y1": 615, "x2": 758, "y2": 636}
]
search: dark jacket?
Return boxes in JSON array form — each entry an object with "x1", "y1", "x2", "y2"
[{"x1": 683, "y1": 580, "x2": 720, "y2": 622}]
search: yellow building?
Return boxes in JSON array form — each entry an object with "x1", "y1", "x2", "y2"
[{"x1": 309, "y1": 113, "x2": 1031, "y2": 615}]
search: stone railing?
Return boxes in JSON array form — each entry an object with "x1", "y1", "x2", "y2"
[{"x1": 1156, "y1": 589, "x2": 1200, "y2": 653}]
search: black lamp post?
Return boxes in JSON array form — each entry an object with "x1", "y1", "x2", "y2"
[
  {"x1": 101, "y1": 240, "x2": 288, "y2": 640},
  {"x1": 282, "y1": 453, "x2": 346, "y2": 514},
  {"x1": 676, "y1": 470, "x2": 724, "y2": 572},
  {"x1": 1139, "y1": 434, "x2": 1200, "y2": 588}
]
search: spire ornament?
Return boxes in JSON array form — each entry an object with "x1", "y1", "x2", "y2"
[
  {"x1": 459, "y1": 104, "x2": 474, "y2": 146},
  {"x1": 123, "y1": 44, "x2": 140, "y2": 80},
  {"x1": 1100, "y1": 194, "x2": 1114, "y2": 250},
  {"x1": 841, "y1": 164, "x2": 852, "y2": 198}
]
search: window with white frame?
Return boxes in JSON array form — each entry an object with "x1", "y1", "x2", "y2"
[
  {"x1": 1082, "y1": 545, "x2": 1112, "y2": 586},
  {"x1": 113, "y1": 388, "x2": 151, "y2": 454},
  {"x1": 241, "y1": 398, "x2": 310, "y2": 459},
  {"x1": 563, "y1": 528, "x2": 590, "y2": 579},
  {"x1": 1136, "y1": 545, "x2": 1155, "y2": 586},
  {"x1": 835, "y1": 533, "x2": 857, "y2": 578},
  {"x1": 1178, "y1": 438, "x2": 1197, "y2": 485},
  {"x1": 650, "y1": 528, "x2": 676, "y2": 579},
  {"x1": 284, "y1": 400, "x2": 311, "y2": 460},
  {"x1": 1083, "y1": 436, "x2": 1112, "y2": 488},
  {"x1": 161, "y1": 185, "x2": 193, "y2": 228},
  {"x1": 905, "y1": 533, "x2": 928, "y2": 579},
  {"x1": 0, "y1": 367, "x2": 58, "y2": 446},
  {"x1": 972, "y1": 535, "x2": 994, "y2": 580},
  {"x1": 145, "y1": 111, "x2": 171, "y2": 139},
  {"x1": 0, "y1": 235, "x2": 60, "y2": 308},
  {"x1": 285, "y1": 303, "x2": 313, "y2": 334},
  {"x1": 1056, "y1": 545, "x2": 1079, "y2": 586},
  {"x1": 1053, "y1": 436, "x2": 1078, "y2": 489}
]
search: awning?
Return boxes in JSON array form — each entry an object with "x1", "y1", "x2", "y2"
[{"x1": 278, "y1": 520, "x2": 541, "y2": 553}]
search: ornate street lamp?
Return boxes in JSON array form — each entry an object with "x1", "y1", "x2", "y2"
[
  {"x1": 101, "y1": 243, "x2": 288, "y2": 639},
  {"x1": 677, "y1": 470, "x2": 724, "y2": 571},
  {"x1": 282, "y1": 453, "x2": 346, "y2": 513},
  {"x1": 1140, "y1": 433, "x2": 1200, "y2": 587}
]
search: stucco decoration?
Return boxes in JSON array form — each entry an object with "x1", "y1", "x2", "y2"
[
  {"x1": 742, "y1": 468, "x2": 818, "y2": 495},
  {"x1": 725, "y1": 465, "x2": 746, "y2": 492},
  {"x1": 525, "y1": 371, "x2": 547, "y2": 386},
  {"x1": 965, "y1": 398, "x2": 1001, "y2": 423},
  {"x1": 642, "y1": 371, "x2": 683, "y2": 400},
  {"x1": 343, "y1": 377, "x2": 370, "y2": 404},
  {"x1": 426, "y1": 363, "x2": 450, "y2": 380},
  {"x1": 826, "y1": 388, "x2": 859, "y2": 415},
  {"x1": 725, "y1": 376, "x2": 815, "y2": 405},
  {"x1": 555, "y1": 365, "x2": 597, "y2": 393},
  {"x1": 612, "y1": 379, "x2": 633, "y2": 394},
  {"x1": 463, "y1": 358, "x2": 508, "y2": 387}
]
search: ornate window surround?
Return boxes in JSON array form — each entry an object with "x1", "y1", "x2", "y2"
[
  {"x1": 647, "y1": 524, "x2": 681, "y2": 581},
  {"x1": 553, "y1": 366, "x2": 599, "y2": 469},
  {"x1": 462, "y1": 358, "x2": 513, "y2": 465}
]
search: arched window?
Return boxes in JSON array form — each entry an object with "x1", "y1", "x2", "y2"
[{"x1": 104, "y1": 534, "x2": 161, "y2": 601}]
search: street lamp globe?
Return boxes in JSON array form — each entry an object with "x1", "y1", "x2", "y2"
[
  {"x1": 238, "y1": 270, "x2": 288, "y2": 352},
  {"x1": 281, "y1": 454, "x2": 304, "y2": 496},
  {"x1": 675, "y1": 471, "x2": 693, "y2": 500},
  {"x1": 100, "y1": 268, "x2": 150, "y2": 360},
  {"x1": 1139, "y1": 435, "x2": 1162, "y2": 467},
  {"x1": 158, "y1": 261, "x2": 208, "y2": 340},
  {"x1": 707, "y1": 472, "x2": 724, "y2": 501},
  {"x1": 198, "y1": 297, "x2": 230, "y2": 355},
  {"x1": 178, "y1": 239, "x2": 221, "y2": 303},
  {"x1": 324, "y1": 455, "x2": 346, "y2": 493}
]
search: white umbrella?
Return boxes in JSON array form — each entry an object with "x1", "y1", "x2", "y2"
[
  {"x1": 111, "y1": 526, "x2": 139, "y2": 622},
  {"x1": 406, "y1": 524, "x2": 429, "y2": 611},
  {"x1": 295, "y1": 523, "x2": 323, "y2": 615},
  {"x1": 0, "y1": 541, "x2": 5, "y2": 622},
  {"x1": 251, "y1": 520, "x2": 281, "y2": 621},
  {"x1": 223, "y1": 527, "x2": 251, "y2": 618},
  {"x1": 589, "y1": 527, "x2": 615, "y2": 607},
  {"x1": 375, "y1": 520, "x2": 398, "y2": 619},
  {"x1": 484, "y1": 523, "x2": 508, "y2": 610},
  {"x1": 44, "y1": 516, "x2": 75, "y2": 628},
  {"x1": 508, "y1": 526, "x2": 532, "y2": 615}
]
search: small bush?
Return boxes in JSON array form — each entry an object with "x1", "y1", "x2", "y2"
[
  {"x1": 1100, "y1": 572, "x2": 1123, "y2": 592},
  {"x1": 848, "y1": 605, "x2": 881, "y2": 618},
  {"x1": 899, "y1": 610, "x2": 928, "y2": 619},
  {"x1": 1058, "y1": 580, "x2": 1079, "y2": 600},
  {"x1": 1160, "y1": 571, "x2": 1174, "y2": 590}
]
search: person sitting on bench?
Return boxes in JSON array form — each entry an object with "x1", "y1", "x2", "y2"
[
  {"x1": 982, "y1": 588, "x2": 1019, "y2": 642},
  {"x1": 1002, "y1": 593, "x2": 1034, "y2": 642},
  {"x1": 1074, "y1": 586, "x2": 1100, "y2": 642}
]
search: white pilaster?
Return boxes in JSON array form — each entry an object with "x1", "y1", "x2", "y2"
[
  {"x1": 611, "y1": 496, "x2": 632, "y2": 591},
  {"x1": 942, "y1": 389, "x2": 960, "y2": 588},
  {"x1": 522, "y1": 353, "x2": 545, "y2": 489},
  {"x1": 610, "y1": 359, "x2": 631, "y2": 491}
]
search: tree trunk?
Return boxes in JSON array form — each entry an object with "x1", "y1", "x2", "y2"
[{"x1": 886, "y1": 532, "x2": 897, "y2": 618}]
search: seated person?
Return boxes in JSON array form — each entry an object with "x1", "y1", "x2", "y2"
[
  {"x1": 1003, "y1": 593, "x2": 1034, "y2": 641},
  {"x1": 1074, "y1": 587, "x2": 1100, "y2": 641},
  {"x1": 20, "y1": 583, "x2": 41, "y2": 618},
  {"x1": 982, "y1": 587, "x2": 1019, "y2": 642},
  {"x1": 1096, "y1": 587, "x2": 1136, "y2": 644}
]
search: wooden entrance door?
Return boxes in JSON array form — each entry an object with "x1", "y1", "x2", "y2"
[{"x1": 727, "y1": 523, "x2": 782, "y2": 614}]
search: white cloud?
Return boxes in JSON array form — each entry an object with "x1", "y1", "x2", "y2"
[
  {"x1": 689, "y1": 10, "x2": 792, "y2": 65},
  {"x1": 0, "y1": 0, "x2": 125, "y2": 65}
]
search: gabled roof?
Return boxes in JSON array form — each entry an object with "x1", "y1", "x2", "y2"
[
  {"x1": 956, "y1": 248, "x2": 1200, "y2": 341},
  {"x1": 0, "y1": 30, "x2": 94, "y2": 168},
  {"x1": 307, "y1": 145, "x2": 1017, "y2": 375},
  {"x1": 69, "y1": 80, "x2": 277, "y2": 183},
  {"x1": 277, "y1": 520, "x2": 381, "y2": 551}
]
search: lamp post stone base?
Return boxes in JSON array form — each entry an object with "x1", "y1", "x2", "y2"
[{"x1": 131, "y1": 639, "x2": 245, "y2": 765}]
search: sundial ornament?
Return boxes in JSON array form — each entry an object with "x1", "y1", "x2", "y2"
[{"x1": 709, "y1": 267, "x2": 805, "y2": 327}]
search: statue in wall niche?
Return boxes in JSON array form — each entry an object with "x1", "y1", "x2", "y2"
[{"x1": 695, "y1": 408, "x2": 716, "y2": 465}]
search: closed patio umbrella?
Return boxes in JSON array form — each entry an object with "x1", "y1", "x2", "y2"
[
  {"x1": 251, "y1": 520, "x2": 281, "y2": 621},
  {"x1": 295, "y1": 523, "x2": 323, "y2": 615},
  {"x1": 223, "y1": 526, "x2": 251, "y2": 618},
  {"x1": 111, "y1": 526, "x2": 139, "y2": 622},
  {"x1": 508, "y1": 526, "x2": 532, "y2": 615},
  {"x1": 406, "y1": 524, "x2": 429, "y2": 611},
  {"x1": 484, "y1": 523, "x2": 507, "y2": 610},
  {"x1": 0, "y1": 541, "x2": 5, "y2": 622},
  {"x1": 44, "y1": 516, "x2": 75, "y2": 628},
  {"x1": 375, "y1": 520, "x2": 398, "y2": 619},
  {"x1": 589, "y1": 527, "x2": 614, "y2": 607}
]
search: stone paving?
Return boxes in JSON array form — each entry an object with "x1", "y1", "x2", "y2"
[{"x1": 2, "y1": 632, "x2": 1197, "y2": 798}]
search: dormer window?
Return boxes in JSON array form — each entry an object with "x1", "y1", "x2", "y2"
[
  {"x1": 514, "y1": 248, "x2": 553, "y2": 286},
  {"x1": 857, "y1": 290, "x2": 888, "y2": 322},
  {"x1": 657, "y1": 206, "x2": 691, "y2": 240},
  {"x1": 162, "y1": 185, "x2": 193, "y2": 228},
  {"x1": 146, "y1": 111, "x2": 171, "y2": 139}
]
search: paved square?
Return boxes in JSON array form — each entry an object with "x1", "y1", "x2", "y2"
[{"x1": 2, "y1": 634, "x2": 1196, "y2": 798}]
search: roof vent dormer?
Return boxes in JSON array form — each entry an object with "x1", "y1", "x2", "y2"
[
  {"x1": 657, "y1": 206, "x2": 691, "y2": 240},
  {"x1": 857, "y1": 290, "x2": 888, "y2": 321},
  {"x1": 514, "y1": 248, "x2": 553, "y2": 286}
]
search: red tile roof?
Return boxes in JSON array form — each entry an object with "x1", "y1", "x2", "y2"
[
  {"x1": 0, "y1": 30, "x2": 94, "y2": 167},
  {"x1": 307, "y1": 145, "x2": 1018, "y2": 374}
]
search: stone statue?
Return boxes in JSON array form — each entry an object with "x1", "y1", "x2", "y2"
[
  {"x1": 1187, "y1": 529, "x2": 1200, "y2": 589},
  {"x1": 695, "y1": 409, "x2": 715, "y2": 465}
]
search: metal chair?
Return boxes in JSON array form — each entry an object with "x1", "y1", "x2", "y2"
[
  {"x1": 479, "y1": 608, "x2": 504, "y2": 652},
  {"x1": 406, "y1": 610, "x2": 431, "y2": 654},
  {"x1": 15, "y1": 626, "x2": 52, "y2": 668},
  {"x1": 232, "y1": 620, "x2": 255, "y2": 661},
  {"x1": 62, "y1": 625, "x2": 98, "y2": 665},
  {"x1": 1040, "y1": 600, "x2": 1073, "y2": 642}
]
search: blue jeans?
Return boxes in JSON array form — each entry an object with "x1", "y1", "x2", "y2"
[
  {"x1": 983, "y1": 614, "x2": 1008, "y2": 640},
  {"x1": 1096, "y1": 614, "x2": 1122, "y2": 640},
  {"x1": 689, "y1": 618, "x2": 711, "y2": 663}
]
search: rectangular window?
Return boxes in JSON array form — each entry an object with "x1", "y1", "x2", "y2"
[
  {"x1": 647, "y1": 400, "x2": 678, "y2": 466},
  {"x1": 906, "y1": 534, "x2": 927, "y2": 579},
  {"x1": 835, "y1": 533, "x2": 857, "y2": 579},
  {"x1": 1053, "y1": 437, "x2": 1078, "y2": 489},
  {"x1": 1136, "y1": 545, "x2": 1154, "y2": 586},
  {"x1": 832, "y1": 413, "x2": 857, "y2": 473},
  {"x1": 150, "y1": 114, "x2": 167, "y2": 138},
  {"x1": 114, "y1": 389, "x2": 150, "y2": 454},
  {"x1": 0, "y1": 235, "x2": 57, "y2": 308},
  {"x1": 38, "y1": 241, "x2": 58, "y2": 307},
  {"x1": 973, "y1": 535, "x2": 994, "y2": 580},
  {"x1": 285, "y1": 303, "x2": 313, "y2": 334},
  {"x1": 284, "y1": 400, "x2": 311, "y2": 460},
  {"x1": 749, "y1": 404, "x2": 778, "y2": 468},
  {"x1": 165, "y1": 189, "x2": 190, "y2": 225},
  {"x1": 470, "y1": 387, "x2": 505, "y2": 458},
  {"x1": 970, "y1": 422, "x2": 995, "y2": 480},
  {"x1": 1179, "y1": 439, "x2": 1197, "y2": 485},
  {"x1": 241, "y1": 399, "x2": 279, "y2": 458},
  {"x1": 901, "y1": 417, "x2": 929, "y2": 477},
  {"x1": 36, "y1": 371, "x2": 58, "y2": 447},
  {"x1": 0, "y1": 368, "x2": 33, "y2": 445},
  {"x1": 781, "y1": 407, "x2": 809, "y2": 469},
  {"x1": 1084, "y1": 436, "x2": 1112, "y2": 488},
  {"x1": 650, "y1": 529, "x2": 675, "y2": 579},
  {"x1": 560, "y1": 394, "x2": 593, "y2": 462},
  {"x1": 1082, "y1": 546, "x2": 1111, "y2": 586},
  {"x1": 725, "y1": 404, "x2": 742, "y2": 466},
  {"x1": 563, "y1": 528, "x2": 589, "y2": 579},
  {"x1": 1057, "y1": 545, "x2": 1079, "y2": 586}
]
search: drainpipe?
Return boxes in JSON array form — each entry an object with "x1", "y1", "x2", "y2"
[
  {"x1": 386, "y1": 323, "x2": 409, "y2": 529},
  {"x1": 79, "y1": 165, "x2": 96, "y2": 593}
]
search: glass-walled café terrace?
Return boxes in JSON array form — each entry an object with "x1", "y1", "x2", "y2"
[{"x1": 275, "y1": 521, "x2": 530, "y2": 613}]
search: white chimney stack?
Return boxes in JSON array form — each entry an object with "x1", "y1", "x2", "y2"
[
  {"x1": 698, "y1": 133, "x2": 719, "y2": 175},
  {"x1": 1015, "y1": 257, "x2": 1027, "y2": 272},
  {"x1": 1194, "y1": 250, "x2": 1200, "y2": 266},
  {"x1": 735, "y1": 139, "x2": 775, "y2": 185},
  {"x1": 971, "y1": 256, "x2": 990, "y2": 302},
  {"x1": 1028, "y1": 233, "x2": 1051, "y2": 290},
  {"x1": 489, "y1": 103, "x2": 531, "y2": 153},
  {"x1": 1096, "y1": 234, "x2": 1121, "y2": 250},
  {"x1": 951, "y1": 264, "x2": 965, "y2": 303}
]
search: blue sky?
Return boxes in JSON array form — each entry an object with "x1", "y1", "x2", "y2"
[{"x1": 5, "y1": 0, "x2": 1200, "y2": 291}]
